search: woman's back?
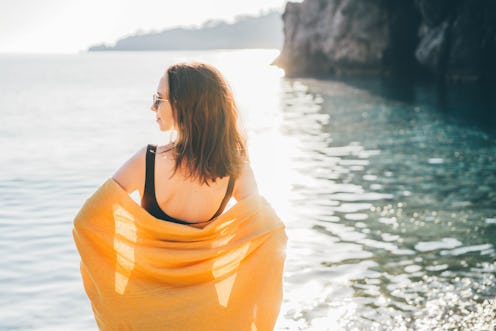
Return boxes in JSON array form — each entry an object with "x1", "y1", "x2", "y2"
[
  {"x1": 113, "y1": 143, "x2": 258, "y2": 226},
  {"x1": 144, "y1": 143, "x2": 234, "y2": 223}
]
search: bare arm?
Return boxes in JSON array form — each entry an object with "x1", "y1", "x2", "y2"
[
  {"x1": 232, "y1": 160, "x2": 259, "y2": 201},
  {"x1": 112, "y1": 146, "x2": 147, "y2": 197}
]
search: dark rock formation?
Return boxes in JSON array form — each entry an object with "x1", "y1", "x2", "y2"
[
  {"x1": 415, "y1": 0, "x2": 496, "y2": 82},
  {"x1": 276, "y1": 0, "x2": 394, "y2": 76},
  {"x1": 276, "y1": 0, "x2": 496, "y2": 82}
]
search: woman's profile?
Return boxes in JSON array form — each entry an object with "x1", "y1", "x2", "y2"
[{"x1": 72, "y1": 62, "x2": 287, "y2": 331}]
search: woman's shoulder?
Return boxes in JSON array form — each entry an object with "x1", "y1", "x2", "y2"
[
  {"x1": 111, "y1": 143, "x2": 177, "y2": 195},
  {"x1": 111, "y1": 145, "x2": 149, "y2": 195},
  {"x1": 232, "y1": 159, "x2": 259, "y2": 201}
]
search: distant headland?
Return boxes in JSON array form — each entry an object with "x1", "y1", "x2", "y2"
[{"x1": 88, "y1": 11, "x2": 283, "y2": 51}]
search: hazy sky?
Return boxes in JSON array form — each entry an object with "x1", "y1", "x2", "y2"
[{"x1": 0, "y1": 0, "x2": 295, "y2": 54}]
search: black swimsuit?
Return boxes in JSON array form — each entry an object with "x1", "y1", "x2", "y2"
[{"x1": 141, "y1": 144, "x2": 235, "y2": 225}]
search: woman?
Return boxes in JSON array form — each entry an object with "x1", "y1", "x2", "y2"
[
  {"x1": 112, "y1": 62, "x2": 258, "y2": 227},
  {"x1": 73, "y1": 62, "x2": 287, "y2": 331}
]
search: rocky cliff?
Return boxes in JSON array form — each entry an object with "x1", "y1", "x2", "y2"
[{"x1": 275, "y1": 0, "x2": 496, "y2": 82}]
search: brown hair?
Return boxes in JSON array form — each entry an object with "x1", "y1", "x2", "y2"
[{"x1": 166, "y1": 62, "x2": 246, "y2": 185}]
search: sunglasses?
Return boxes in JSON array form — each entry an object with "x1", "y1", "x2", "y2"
[{"x1": 152, "y1": 93, "x2": 169, "y2": 108}]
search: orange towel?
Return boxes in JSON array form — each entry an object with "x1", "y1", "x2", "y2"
[{"x1": 72, "y1": 178, "x2": 287, "y2": 331}]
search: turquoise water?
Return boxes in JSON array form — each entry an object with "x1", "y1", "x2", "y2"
[{"x1": 0, "y1": 50, "x2": 494, "y2": 330}]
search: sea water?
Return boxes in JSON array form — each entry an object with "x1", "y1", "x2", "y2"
[{"x1": 0, "y1": 50, "x2": 495, "y2": 330}]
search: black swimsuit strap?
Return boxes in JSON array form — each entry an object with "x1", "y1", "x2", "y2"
[
  {"x1": 143, "y1": 144, "x2": 156, "y2": 197},
  {"x1": 208, "y1": 176, "x2": 235, "y2": 221}
]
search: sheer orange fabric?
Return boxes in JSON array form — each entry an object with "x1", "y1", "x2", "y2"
[{"x1": 73, "y1": 178, "x2": 287, "y2": 331}]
